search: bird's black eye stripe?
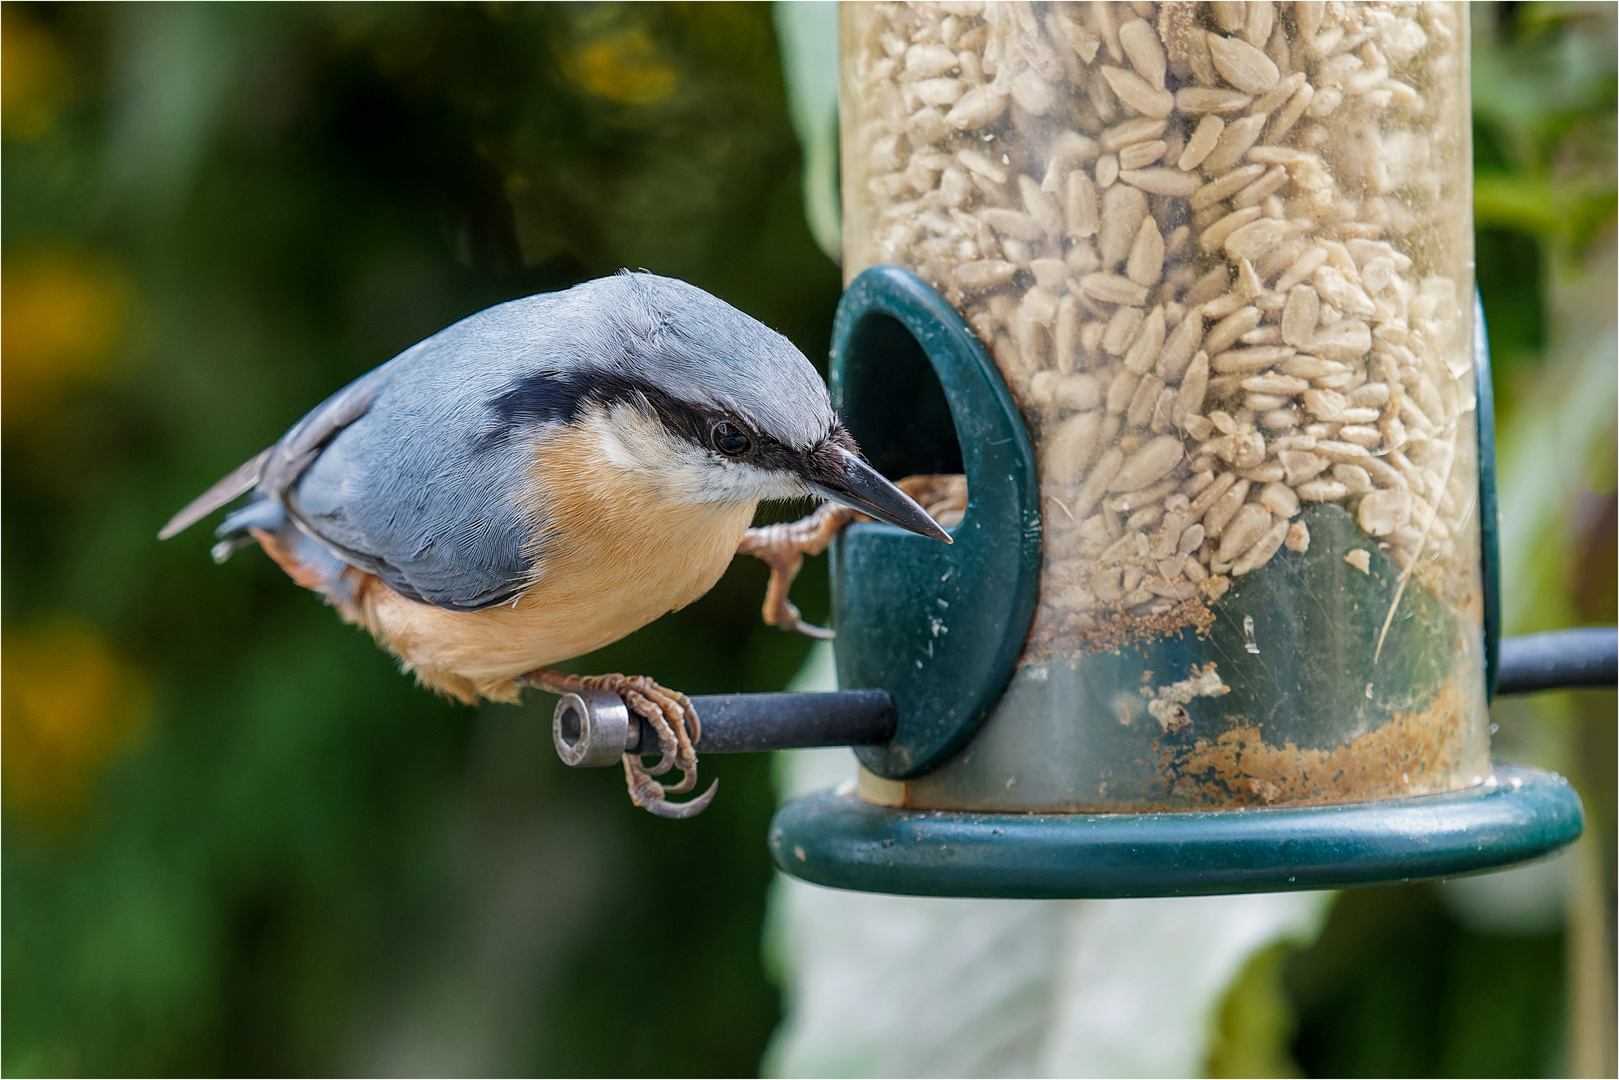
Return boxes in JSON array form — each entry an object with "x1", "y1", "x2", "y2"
[{"x1": 711, "y1": 420, "x2": 751, "y2": 456}]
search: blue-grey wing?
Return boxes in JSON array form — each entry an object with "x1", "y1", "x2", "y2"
[
  {"x1": 285, "y1": 418, "x2": 540, "y2": 611},
  {"x1": 279, "y1": 334, "x2": 556, "y2": 612},
  {"x1": 171, "y1": 285, "x2": 625, "y2": 612}
]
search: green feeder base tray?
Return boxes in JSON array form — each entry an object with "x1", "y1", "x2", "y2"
[{"x1": 769, "y1": 765, "x2": 1582, "y2": 899}]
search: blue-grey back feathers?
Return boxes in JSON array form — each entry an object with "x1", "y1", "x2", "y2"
[{"x1": 162, "y1": 272, "x2": 835, "y2": 613}]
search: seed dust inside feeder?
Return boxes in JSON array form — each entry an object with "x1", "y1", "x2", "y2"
[{"x1": 769, "y1": 0, "x2": 1584, "y2": 898}]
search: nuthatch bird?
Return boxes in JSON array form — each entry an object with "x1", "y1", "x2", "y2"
[{"x1": 161, "y1": 272, "x2": 953, "y2": 817}]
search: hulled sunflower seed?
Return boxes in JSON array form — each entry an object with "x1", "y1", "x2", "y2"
[
  {"x1": 1201, "y1": 112, "x2": 1271, "y2": 175},
  {"x1": 1309, "y1": 319, "x2": 1372, "y2": 361},
  {"x1": 1333, "y1": 463, "x2": 1374, "y2": 493},
  {"x1": 1118, "y1": 139, "x2": 1168, "y2": 170},
  {"x1": 1203, "y1": 479, "x2": 1253, "y2": 538},
  {"x1": 1223, "y1": 217, "x2": 1294, "y2": 261},
  {"x1": 953, "y1": 260, "x2": 1019, "y2": 292},
  {"x1": 1126, "y1": 217, "x2": 1166, "y2": 285},
  {"x1": 1103, "y1": 306, "x2": 1146, "y2": 355},
  {"x1": 1156, "y1": 311, "x2": 1204, "y2": 380},
  {"x1": 1101, "y1": 66, "x2": 1175, "y2": 118},
  {"x1": 1204, "y1": 305, "x2": 1263, "y2": 354},
  {"x1": 1119, "y1": 167, "x2": 1202, "y2": 196},
  {"x1": 1356, "y1": 487, "x2": 1411, "y2": 537},
  {"x1": 1083, "y1": 273, "x2": 1150, "y2": 307},
  {"x1": 1098, "y1": 183, "x2": 1149, "y2": 267},
  {"x1": 1230, "y1": 164, "x2": 1291, "y2": 208},
  {"x1": 1200, "y1": 206, "x2": 1263, "y2": 253},
  {"x1": 981, "y1": 208, "x2": 1045, "y2": 241},
  {"x1": 1127, "y1": 374, "x2": 1166, "y2": 429},
  {"x1": 1212, "y1": 1, "x2": 1246, "y2": 34},
  {"x1": 1179, "y1": 115, "x2": 1226, "y2": 171},
  {"x1": 1281, "y1": 285, "x2": 1320, "y2": 346},
  {"x1": 1211, "y1": 345, "x2": 1294, "y2": 374},
  {"x1": 1190, "y1": 163, "x2": 1268, "y2": 209},
  {"x1": 1119, "y1": 18, "x2": 1167, "y2": 90},
  {"x1": 1208, "y1": 33, "x2": 1281, "y2": 94},
  {"x1": 1123, "y1": 305, "x2": 1167, "y2": 374},
  {"x1": 1019, "y1": 175, "x2": 1063, "y2": 234},
  {"x1": 956, "y1": 148, "x2": 1007, "y2": 183},
  {"x1": 1102, "y1": 117, "x2": 1170, "y2": 152},
  {"x1": 905, "y1": 43, "x2": 959, "y2": 78},
  {"x1": 1252, "y1": 70, "x2": 1306, "y2": 115},
  {"x1": 1174, "y1": 351, "x2": 1211, "y2": 423},
  {"x1": 1106, "y1": 367, "x2": 1140, "y2": 413},
  {"x1": 1187, "y1": 470, "x2": 1237, "y2": 517},
  {"x1": 1110, "y1": 434, "x2": 1185, "y2": 492},
  {"x1": 1266, "y1": 80, "x2": 1314, "y2": 142},
  {"x1": 1298, "y1": 479, "x2": 1349, "y2": 501},
  {"x1": 1242, "y1": 373, "x2": 1309, "y2": 395},
  {"x1": 1075, "y1": 447, "x2": 1125, "y2": 518},
  {"x1": 1232, "y1": 518, "x2": 1289, "y2": 575},
  {"x1": 1259, "y1": 481, "x2": 1300, "y2": 518},
  {"x1": 1047, "y1": 410, "x2": 1104, "y2": 479},
  {"x1": 1274, "y1": 244, "x2": 1330, "y2": 292},
  {"x1": 1175, "y1": 86, "x2": 1254, "y2": 114},
  {"x1": 946, "y1": 85, "x2": 1008, "y2": 129},
  {"x1": 1280, "y1": 449, "x2": 1328, "y2": 485},
  {"x1": 1064, "y1": 170, "x2": 1100, "y2": 237}
]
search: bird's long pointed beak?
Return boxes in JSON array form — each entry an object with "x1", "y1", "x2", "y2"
[{"x1": 806, "y1": 447, "x2": 952, "y2": 544}]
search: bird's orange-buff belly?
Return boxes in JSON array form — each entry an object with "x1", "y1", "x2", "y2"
[{"x1": 335, "y1": 423, "x2": 758, "y2": 703}]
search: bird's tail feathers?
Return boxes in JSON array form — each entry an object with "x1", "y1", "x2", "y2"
[
  {"x1": 208, "y1": 495, "x2": 285, "y2": 562},
  {"x1": 158, "y1": 448, "x2": 272, "y2": 540}
]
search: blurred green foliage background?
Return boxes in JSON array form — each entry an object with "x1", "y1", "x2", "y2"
[{"x1": 2, "y1": 3, "x2": 1613, "y2": 1077}]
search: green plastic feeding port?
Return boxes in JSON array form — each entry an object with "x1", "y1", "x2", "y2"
[{"x1": 767, "y1": 267, "x2": 1584, "y2": 900}]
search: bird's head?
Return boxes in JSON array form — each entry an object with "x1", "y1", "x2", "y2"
[{"x1": 495, "y1": 273, "x2": 950, "y2": 542}]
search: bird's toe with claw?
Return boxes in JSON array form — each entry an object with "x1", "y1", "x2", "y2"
[
  {"x1": 522, "y1": 669, "x2": 717, "y2": 818},
  {"x1": 739, "y1": 474, "x2": 967, "y2": 639}
]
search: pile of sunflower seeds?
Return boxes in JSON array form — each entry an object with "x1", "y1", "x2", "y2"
[{"x1": 842, "y1": 0, "x2": 1478, "y2": 650}]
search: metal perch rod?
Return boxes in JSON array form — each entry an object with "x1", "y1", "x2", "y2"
[
  {"x1": 553, "y1": 689, "x2": 897, "y2": 767},
  {"x1": 1496, "y1": 627, "x2": 1618, "y2": 695}
]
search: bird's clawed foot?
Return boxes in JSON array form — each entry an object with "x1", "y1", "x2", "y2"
[
  {"x1": 739, "y1": 474, "x2": 968, "y2": 638},
  {"x1": 737, "y1": 502, "x2": 855, "y2": 638},
  {"x1": 521, "y1": 669, "x2": 717, "y2": 819}
]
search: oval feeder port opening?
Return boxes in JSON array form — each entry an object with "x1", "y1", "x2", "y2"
[{"x1": 835, "y1": 309, "x2": 964, "y2": 485}]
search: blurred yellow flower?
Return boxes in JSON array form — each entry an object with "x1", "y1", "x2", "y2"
[
  {"x1": 2, "y1": 253, "x2": 128, "y2": 429},
  {"x1": 559, "y1": 26, "x2": 678, "y2": 105},
  {"x1": 3, "y1": 618, "x2": 149, "y2": 819},
  {"x1": 1, "y1": 6, "x2": 71, "y2": 141}
]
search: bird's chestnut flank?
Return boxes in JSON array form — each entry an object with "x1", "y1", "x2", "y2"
[{"x1": 162, "y1": 271, "x2": 954, "y2": 818}]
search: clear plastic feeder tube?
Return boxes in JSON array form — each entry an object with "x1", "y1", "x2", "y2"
[{"x1": 842, "y1": 1, "x2": 1488, "y2": 811}]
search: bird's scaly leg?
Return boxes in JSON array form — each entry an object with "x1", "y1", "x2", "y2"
[
  {"x1": 737, "y1": 503, "x2": 856, "y2": 639},
  {"x1": 739, "y1": 474, "x2": 967, "y2": 638},
  {"x1": 520, "y1": 669, "x2": 717, "y2": 819}
]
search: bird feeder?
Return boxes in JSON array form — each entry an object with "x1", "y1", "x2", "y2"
[
  {"x1": 765, "y1": 0, "x2": 1594, "y2": 897},
  {"x1": 547, "y1": 0, "x2": 1610, "y2": 897}
]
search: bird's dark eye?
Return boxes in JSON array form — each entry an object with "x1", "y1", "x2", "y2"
[{"x1": 711, "y1": 421, "x2": 751, "y2": 457}]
